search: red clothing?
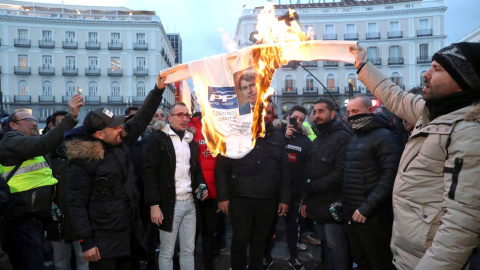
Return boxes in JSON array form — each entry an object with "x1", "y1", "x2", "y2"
[{"x1": 188, "y1": 117, "x2": 217, "y2": 199}]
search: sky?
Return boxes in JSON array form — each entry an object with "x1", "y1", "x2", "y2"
[{"x1": 22, "y1": 0, "x2": 480, "y2": 64}]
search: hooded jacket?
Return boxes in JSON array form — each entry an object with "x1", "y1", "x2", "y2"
[
  {"x1": 342, "y1": 113, "x2": 401, "y2": 223},
  {"x1": 359, "y1": 62, "x2": 480, "y2": 270},
  {"x1": 304, "y1": 119, "x2": 352, "y2": 223},
  {"x1": 66, "y1": 86, "x2": 164, "y2": 259},
  {"x1": 142, "y1": 122, "x2": 205, "y2": 232}
]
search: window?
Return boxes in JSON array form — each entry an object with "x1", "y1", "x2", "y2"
[
  {"x1": 304, "y1": 25, "x2": 314, "y2": 39},
  {"x1": 368, "y1": 22, "x2": 377, "y2": 33},
  {"x1": 88, "y1": 56, "x2": 98, "y2": 69},
  {"x1": 65, "y1": 31, "x2": 75, "y2": 42},
  {"x1": 111, "y1": 33, "x2": 120, "y2": 43},
  {"x1": 346, "y1": 23, "x2": 355, "y2": 34},
  {"x1": 18, "y1": 29, "x2": 28, "y2": 39},
  {"x1": 419, "y1": 44, "x2": 429, "y2": 60},
  {"x1": 111, "y1": 82, "x2": 121, "y2": 96},
  {"x1": 390, "y1": 72, "x2": 402, "y2": 86},
  {"x1": 110, "y1": 57, "x2": 120, "y2": 71},
  {"x1": 136, "y1": 33, "x2": 146, "y2": 44},
  {"x1": 326, "y1": 74, "x2": 335, "y2": 90},
  {"x1": 390, "y1": 21, "x2": 400, "y2": 31},
  {"x1": 419, "y1": 19, "x2": 429, "y2": 30},
  {"x1": 306, "y1": 75, "x2": 314, "y2": 91},
  {"x1": 18, "y1": 54, "x2": 28, "y2": 68},
  {"x1": 42, "y1": 55, "x2": 52, "y2": 68},
  {"x1": 285, "y1": 75, "x2": 294, "y2": 91},
  {"x1": 389, "y1": 46, "x2": 401, "y2": 58},
  {"x1": 136, "y1": 57, "x2": 146, "y2": 70},
  {"x1": 325, "y1": 24, "x2": 334, "y2": 34},
  {"x1": 89, "y1": 81, "x2": 98, "y2": 96},
  {"x1": 18, "y1": 80, "x2": 28, "y2": 95},
  {"x1": 137, "y1": 82, "x2": 146, "y2": 96},
  {"x1": 65, "y1": 81, "x2": 76, "y2": 96},
  {"x1": 420, "y1": 70, "x2": 427, "y2": 85},
  {"x1": 347, "y1": 73, "x2": 357, "y2": 90},
  {"x1": 65, "y1": 56, "x2": 76, "y2": 69},
  {"x1": 367, "y1": 47, "x2": 378, "y2": 59},
  {"x1": 88, "y1": 32, "x2": 98, "y2": 43},
  {"x1": 42, "y1": 81, "x2": 52, "y2": 96},
  {"x1": 42, "y1": 30, "x2": 52, "y2": 42}
]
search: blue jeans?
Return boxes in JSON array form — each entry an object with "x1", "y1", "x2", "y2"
[
  {"x1": 317, "y1": 223, "x2": 349, "y2": 270},
  {"x1": 51, "y1": 240, "x2": 89, "y2": 270},
  {"x1": 8, "y1": 218, "x2": 43, "y2": 270},
  {"x1": 158, "y1": 198, "x2": 196, "y2": 270}
]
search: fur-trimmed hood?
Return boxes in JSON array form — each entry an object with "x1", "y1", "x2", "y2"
[
  {"x1": 273, "y1": 118, "x2": 311, "y2": 136},
  {"x1": 465, "y1": 104, "x2": 480, "y2": 122},
  {"x1": 66, "y1": 139, "x2": 104, "y2": 161}
]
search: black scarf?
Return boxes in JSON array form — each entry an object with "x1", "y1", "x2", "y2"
[
  {"x1": 170, "y1": 125, "x2": 185, "y2": 141},
  {"x1": 348, "y1": 113, "x2": 374, "y2": 130},
  {"x1": 425, "y1": 90, "x2": 480, "y2": 121}
]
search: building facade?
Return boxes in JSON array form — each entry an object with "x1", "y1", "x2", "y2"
[
  {"x1": 167, "y1": 33, "x2": 182, "y2": 64},
  {"x1": 235, "y1": 0, "x2": 446, "y2": 115},
  {"x1": 0, "y1": 0, "x2": 176, "y2": 123}
]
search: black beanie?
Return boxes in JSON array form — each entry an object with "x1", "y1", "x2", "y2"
[{"x1": 432, "y1": 42, "x2": 480, "y2": 91}]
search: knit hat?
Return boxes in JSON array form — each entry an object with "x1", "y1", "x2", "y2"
[
  {"x1": 432, "y1": 42, "x2": 480, "y2": 91},
  {"x1": 83, "y1": 107, "x2": 124, "y2": 134}
]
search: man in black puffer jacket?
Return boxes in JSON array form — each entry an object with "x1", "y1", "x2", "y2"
[
  {"x1": 301, "y1": 99, "x2": 352, "y2": 270},
  {"x1": 344, "y1": 95, "x2": 401, "y2": 270}
]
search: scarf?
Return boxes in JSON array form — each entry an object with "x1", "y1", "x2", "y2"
[
  {"x1": 425, "y1": 90, "x2": 480, "y2": 121},
  {"x1": 348, "y1": 113, "x2": 374, "y2": 130}
]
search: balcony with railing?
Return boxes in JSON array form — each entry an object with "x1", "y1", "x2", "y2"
[
  {"x1": 62, "y1": 96, "x2": 73, "y2": 102},
  {"x1": 38, "y1": 67, "x2": 55, "y2": 75},
  {"x1": 417, "y1": 29, "x2": 432, "y2": 37},
  {"x1": 131, "y1": 96, "x2": 146, "y2": 103},
  {"x1": 388, "y1": 57, "x2": 404, "y2": 65},
  {"x1": 14, "y1": 66, "x2": 31, "y2": 75},
  {"x1": 14, "y1": 95, "x2": 31, "y2": 103},
  {"x1": 85, "y1": 68, "x2": 101, "y2": 76},
  {"x1": 133, "y1": 42, "x2": 148, "y2": 50},
  {"x1": 303, "y1": 87, "x2": 318, "y2": 95},
  {"x1": 302, "y1": 61, "x2": 317, "y2": 68},
  {"x1": 344, "y1": 33, "x2": 358, "y2": 40},
  {"x1": 323, "y1": 34, "x2": 337, "y2": 40},
  {"x1": 85, "y1": 96, "x2": 101, "y2": 104},
  {"x1": 85, "y1": 41, "x2": 101, "y2": 50},
  {"x1": 62, "y1": 40, "x2": 78, "y2": 49},
  {"x1": 366, "y1": 32, "x2": 380, "y2": 39},
  {"x1": 345, "y1": 63, "x2": 355, "y2": 67},
  {"x1": 282, "y1": 87, "x2": 298, "y2": 94},
  {"x1": 108, "y1": 42, "x2": 123, "y2": 50},
  {"x1": 62, "y1": 67, "x2": 78, "y2": 76},
  {"x1": 39, "y1": 95, "x2": 55, "y2": 103},
  {"x1": 39, "y1": 40, "x2": 55, "y2": 48},
  {"x1": 344, "y1": 86, "x2": 361, "y2": 94},
  {"x1": 108, "y1": 96, "x2": 123, "y2": 103},
  {"x1": 324, "y1": 61, "x2": 338, "y2": 68},
  {"x1": 367, "y1": 58, "x2": 382, "y2": 65},
  {"x1": 388, "y1": 31, "x2": 403, "y2": 38},
  {"x1": 108, "y1": 68, "x2": 123, "y2": 76},
  {"x1": 14, "y1": 39, "x2": 31, "y2": 47},
  {"x1": 134, "y1": 68, "x2": 148, "y2": 77},
  {"x1": 417, "y1": 56, "x2": 431, "y2": 64},
  {"x1": 325, "y1": 87, "x2": 340, "y2": 93}
]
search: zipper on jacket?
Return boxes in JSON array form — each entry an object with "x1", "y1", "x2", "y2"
[
  {"x1": 403, "y1": 152, "x2": 419, "y2": 172},
  {"x1": 448, "y1": 158, "x2": 463, "y2": 200}
]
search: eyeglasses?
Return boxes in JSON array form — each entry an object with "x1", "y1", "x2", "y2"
[
  {"x1": 14, "y1": 117, "x2": 38, "y2": 124},
  {"x1": 171, "y1": 113, "x2": 191, "y2": 119}
]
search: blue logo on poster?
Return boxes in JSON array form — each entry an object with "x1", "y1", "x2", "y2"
[{"x1": 208, "y1": 86, "x2": 238, "y2": 109}]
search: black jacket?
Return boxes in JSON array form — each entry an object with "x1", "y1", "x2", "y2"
[
  {"x1": 304, "y1": 120, "x2": 352, "y2": 223},
  {"x1": 66, "y1": 86, "x2": 164, "y2": 259},
  {"x1": 215, "y1": 123, "x2": 292, "y2": 204},
  {"x1": 142, "y1": 124, "x2": 205, "y2": 232},
  {"x1": 342, "y1": 114, "x2": 401, "y2": 223}
]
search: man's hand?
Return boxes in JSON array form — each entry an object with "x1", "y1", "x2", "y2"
[
  {"x1": 285, "y1": 124, "x2": 297, "y2": 139},
  {"x1": 156, "y1": 72, "x2": 167, "y2": 89},
  {"x1": 301, "y1": 205, "x2": 307, "y2": 218},
  {"x1": 195, "y1": 188, "x2": 209, "y2": 201},
  {"x1": 278, "y1": 203, "x2": 289, "y2": 216},
  {"x1": 150, "y1": 205, "x2": 164, "y2": 226},
  {"x1": 68, "y1": 94, "x2": 85, "y2": 117},
  {"x1": 349, "y1": 45, "x2": 367, "y2": 69},
  {"x1": 352, "y1": 209, "x2": 367, "y2": 223},
  {"x1": 218, "y1": 200, "x2": 230, "y2": 216},
  {"x1": 83, "y1": 247, "x2": 101, "y2": 262}
]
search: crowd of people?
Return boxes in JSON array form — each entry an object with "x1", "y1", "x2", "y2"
[{"x1": 0, "y1": 41, "x2": 479, "y2": 270}]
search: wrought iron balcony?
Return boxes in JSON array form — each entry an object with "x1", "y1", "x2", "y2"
[
  {"x1": 108, "y1": 42, "x2": 123, "y2": 50},
  {"x1": 388, "y1": 57, "x2": 404, "y2": 65},
  {"x1": 134, "y1": 68, "x2": 148, "y2": 77},
  {"x1": 14, "y1": 39, "x2": 31, "y2": 47},
  {"x1": 417, "y1": 56, "x2": 431, "y2": 64},
  {"x1": 323, "y1": 34, "x2": 337, "y2": 40},
  {"x1": 344, "y1": 33, "x2": 358, "y2": 40},
  {"x1": 324, "y1": 61, "x2": 338, "y2": 67},
  {"x1": 131, "y1": 96, "x2": 146, "y2": 103},
  {"x1": 38, "y1": 67, "x2": 55, "y2": 76},
  {"x1": 14, "y1": 66, "x2": 31, "y2": 75},
  {"x1": 133, "y1": 42, "x2": 148, "y2": 50},
  {"x1": 62, "y1": 68, "x2": 78, "y2": 76},
  {"x1": 85, "y1": 42, "x2": 101, "y2": 50},
  {"x1": 108, "y1": 68, "x2": 123, "y2": 76},
  {"x1": 14, "y1": 95, "x2": 31, "y2": 103},
  {"x1": 39, "y1": 40, "x2": 55, "y2": 48},
  {"x1": 367, "y1": 58, "x2": 382, "y2": 65},
  {"x1": 344, "y1": 86, "x2": 361, "y2": 94},
  {"x1": 417, "y1": 29, "x2": 432, "y2": 37},
  {"x1": 108, "y1": 96, "x2": 123, "y2": 103},
  {"x1": 62, "y1": 96, "x2": 73, "y2": 102},
  {"x1": 85, "y1": 68, "x2": 101, "y2": 76},
  {"x1": 303, "y1": 87, "x2": 318, "y2": 94},
  {"x1": 366, "y1": 32, "x2": 380, "y2": 39},
  {"x1": 325, "y1": 87, "x2": 339, "y2": 93},
  {"x1": 282, "y1": 88, "x2": 298, "y2": 94},
  {"x1": 302, "y1": 61, "x2": 317, "y2": 67},
  {"x1": 39, "y1": 95, "x2": 55, "y2": 103},
  {"x1": 388, "y1": 31, "x2": 403, "y2": 38},
  {"x1": 85, "y1": 96, "x2": 101, "y2": 104},
  {"x1": 62, "y1": 41, "x2": 78, "y2": 49}
]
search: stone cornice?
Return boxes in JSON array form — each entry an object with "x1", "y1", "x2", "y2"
[{"x1": 0, "y1": 15, "x2": 162, "y2": 27}]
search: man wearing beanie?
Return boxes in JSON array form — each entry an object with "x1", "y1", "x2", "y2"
[
  {"x1": 350, "y1": 42, "x2": 480, "y2": 269},
  {"x1": 66, "y1": 73, "x2": 166, "y2": 270}
]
